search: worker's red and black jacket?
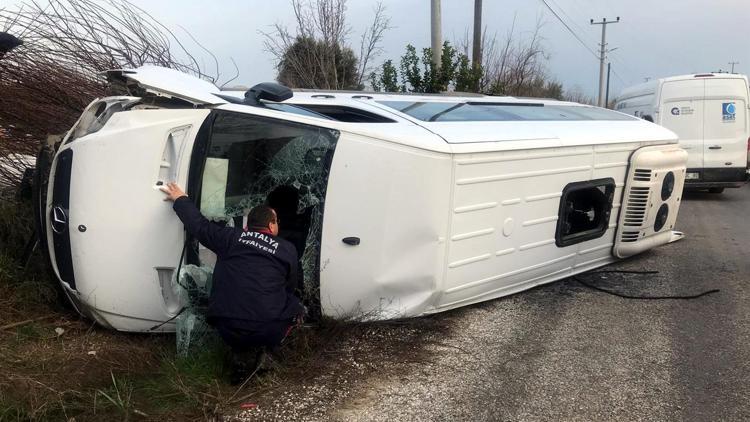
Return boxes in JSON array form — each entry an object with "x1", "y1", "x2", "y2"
[{"x1": 173, "y1": 197, "x2": 303, "y2": 323}]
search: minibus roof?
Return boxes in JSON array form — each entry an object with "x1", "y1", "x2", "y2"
[{"x1": 106, "y1": 66, "x2": 678, "y2": 153}]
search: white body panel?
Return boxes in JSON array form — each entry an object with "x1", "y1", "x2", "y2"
[
  {"x1": 319, "y1": 134, "x2": 452, "y2": 318},
  {"x1": 47, "y1": 108, "x2": 210, "y2": 331},
  {"x1": 105, "y1": 66, "x2": 226, "y2": 105},
  {"x1": 616, "y1": 73, "x2": 749, "y2": 187},
  {"x1": 319, "y1": 140, "x2": 686, "y2": 318},
  {"x1": 439, "y1": 144, "x2": 633, "y2": 311},
  {"x1": 43, "y1": 66, "x2": 689, "y2": 330}
]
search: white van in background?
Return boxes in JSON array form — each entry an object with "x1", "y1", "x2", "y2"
[{"x1": 616, "y1": 73, "x2": 749, "y2": 192}]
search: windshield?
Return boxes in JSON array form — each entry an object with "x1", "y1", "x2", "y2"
[{"x1": 376, "y1": 101, "x2": 636, "y2": 122}]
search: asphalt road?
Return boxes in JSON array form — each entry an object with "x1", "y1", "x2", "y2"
[{"x1": 333, "y1": 185, "x2": 750, "y2": 422}]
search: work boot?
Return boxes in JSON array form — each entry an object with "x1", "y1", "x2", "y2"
[{"x1": 229, "y1": 348, "x2": 264, "y2": 386}]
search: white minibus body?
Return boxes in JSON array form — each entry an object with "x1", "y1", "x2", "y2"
[
  {"x1": 616, "y1": 73, "x2": 749, "y2": 192},
  {"x1": 39, "y1": 66, "x2": 688, "y2": 332}
]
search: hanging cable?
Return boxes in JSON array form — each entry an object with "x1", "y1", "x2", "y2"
[
  {"x1": 572, "y1": 270, "x2": 720, "y2": 300},
  {"x1": 539, "y1": 0, "x2": 599, "y2": 60}
]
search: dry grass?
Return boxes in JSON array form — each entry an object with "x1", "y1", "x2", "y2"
[
  {"x1": 0, "y1": 270, "x2": 449, "y2": 422},
  {"x1": 0, "y1": 203, "x2": 449, "y2": 421}
]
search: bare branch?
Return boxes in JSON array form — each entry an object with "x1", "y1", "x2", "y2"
[
  {"x1": 219, "y1": 57, "x2": 241, "y2": 88},
  {"x1": 0, "y1": 0, "x2": 221, "y2": 196},
  {"x1": 356, "y1": 2, "x2": 391, "y2": 87}
]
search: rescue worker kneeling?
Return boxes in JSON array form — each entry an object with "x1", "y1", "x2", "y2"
[{"x1": 161, "y1": 182, "x2": 303, "y2": 384}]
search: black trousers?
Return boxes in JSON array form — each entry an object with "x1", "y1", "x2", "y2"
[{"x1": 211, "y1": 317, "x2": 294, "y2": 352}]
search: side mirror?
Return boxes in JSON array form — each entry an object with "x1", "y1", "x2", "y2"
[{"x1": 244, "y1": 82, "x2": 293, "y2": 106}]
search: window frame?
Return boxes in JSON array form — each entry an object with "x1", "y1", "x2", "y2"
[{"x1": 554, "y1": 178, "x2": 616, "y2": 247}]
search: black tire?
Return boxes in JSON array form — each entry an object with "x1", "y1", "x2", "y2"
[{"x1": 708, "y1": 187, "x2": 725, "y2": 194}]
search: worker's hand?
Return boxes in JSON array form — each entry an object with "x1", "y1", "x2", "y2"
[{"x1": 160, "y1": 182, "x2": 187, "y2": 202}]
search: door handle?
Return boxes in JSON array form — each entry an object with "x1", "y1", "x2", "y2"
[
  {"x1": 708, "y1": 145, "x2": 722, "y2": 150},
  {"x1": 342, "y1": 237, "x2": 360, "y2": 246}
]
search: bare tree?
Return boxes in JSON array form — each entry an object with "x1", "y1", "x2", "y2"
[
  {"x1": 454, "y1": 15, "x2": 560, "y2": 98},
  {"x1": 484, "y1": 16, "x2": 549, "y2": 95},
  {"x1": 563, "y1": 85, "x2": 596, "y2": 105},
  {"x1": 0, "y1": 0, "x2": 219, "y2": 196},
  {"x1": 356, "y1": 3, "x2": 391, "y2": 87},
  {"x1": 262, "y1": 0, "x2": 390, "y2": 90}
]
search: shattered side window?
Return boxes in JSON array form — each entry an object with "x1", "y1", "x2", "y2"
[{"x1": 176, "y1": 111, "x2": 339, "y2": 354}]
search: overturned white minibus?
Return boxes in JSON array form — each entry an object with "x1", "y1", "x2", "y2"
[{"x1": 39, "y1": 66, "x2": 687, "y2": 332}]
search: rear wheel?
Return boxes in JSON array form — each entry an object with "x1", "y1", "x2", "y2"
[{"x1": 708, "y1": 187, "x2": 725, "y2": 194}]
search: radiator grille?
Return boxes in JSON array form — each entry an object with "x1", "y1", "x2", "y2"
[
  {"x1": 51, "y1": 148, "x2": 76, "y2": 290},
  {"x1": 633, "y1": 169, "x2": 652, "y2": 181}
]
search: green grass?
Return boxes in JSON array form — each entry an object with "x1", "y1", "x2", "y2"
[
  {"x1": 136, "y1": 341, "x2": 230, "y2": 414},
  {"x1": 95, "y1": 373, "x2": 135, "y2": 420},
  {"x1": 0, "y1": 334, "x2": 233, "y2": 421},
  {"x1": 0, "y1": 199, "x2": 235, "y2": 420},
  {"x1": 0, "y1": 400, "x2": 32, "y2": 422}
]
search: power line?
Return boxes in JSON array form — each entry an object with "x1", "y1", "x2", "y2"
[
  {"x1": 553, "y1": 0, "x2": 634, "y2": 79},
  {"x1": 607, "y1": 53, "x2": 636, "y2": 84},
  {"x1": 547, "y1": 0, "x2": 597, "y2": 45},
  {"x1": 538, "y1": 0, "x2": 598, "y2": 60},
  {"x1": 539, "y1": 0, "x2": 631, "y2": 98},
  {"x1": 556, "y1": 0, "x2": 645, "y2": 84},
  {"x1": 610, "y1": 66, "x2": 627, "y2": 86}
]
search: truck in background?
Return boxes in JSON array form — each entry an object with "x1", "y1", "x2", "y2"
[{"x1": 615, "y1": 73, "x2": 749, "y2": 193}]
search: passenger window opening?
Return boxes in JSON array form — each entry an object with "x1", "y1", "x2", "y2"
[
  {"x1": 555, "y1": 178, "x2": 615, "y2": 247},
  {"x1": 191, "y1": 111, "x2": 339, "y2": 312},
  {"x1": 293, "y1": 104, "x2": 396, "y2": 123}
]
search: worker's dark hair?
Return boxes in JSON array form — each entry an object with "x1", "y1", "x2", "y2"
[{"x1": 247, "y1": 205, "x2": 277, "y2": 229}]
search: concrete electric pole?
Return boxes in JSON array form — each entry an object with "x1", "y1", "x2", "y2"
[
  {"x1": 472, "y1": 0, "x2": 482, "y2": 91},
  {"x1": 472, "y1": 0, "x2": 482, "y2": 68},
  {"x1": 431, "y1": 0, "x2": 442, "y2": 69},
  {"x1": 729, "y1": 61, "x2": 739, "y2": 73},
  {"x1": 590, "y1": 16, "x2": 619, "y2": 107}
]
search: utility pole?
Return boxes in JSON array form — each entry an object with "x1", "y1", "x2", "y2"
[
  {"x1": 472, "y1": 0, "x2": 482, "y2": 68},
  {"x1": 729, "y1": 61, "x2": 739, "y2": 73},
  {"x1": 590, "y1": 16, "x2": 620, "y2": 107},
  {"x1": 431, "y1": 0, "x2": 442, "y2": 69},
  {"x1": 472, "y1": 0, "x2": 482, "y2": 91},
  {"x1": 605, "y1": 62, "x2": 611, "y2": 108}
]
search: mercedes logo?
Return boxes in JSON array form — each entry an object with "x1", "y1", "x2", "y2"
[{"x1": 51, "y1": 206, "x2": 68, "y2": 234}]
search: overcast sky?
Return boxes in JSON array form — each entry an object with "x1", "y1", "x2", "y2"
[{"x1": 4, "y1": 0, "x2": 749, "y2": 98}]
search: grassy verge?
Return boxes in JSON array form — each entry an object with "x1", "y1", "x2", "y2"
[
  {"x1": 0, "y1": 200, "x2": 448, "y2": 421},
  {"x1": 0, "y1": 200, "x2": 216, "y2": 421}
]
